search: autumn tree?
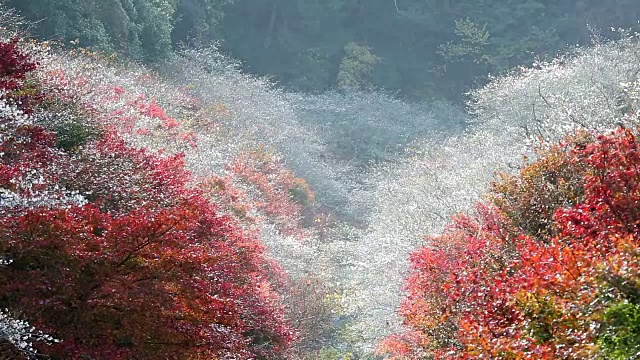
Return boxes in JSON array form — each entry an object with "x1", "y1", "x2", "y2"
[
  {"x1": 380, "y1": 128, "x2": 640, "y2": 359},
  {"x1": 0, "y1": 36, "x2": 295, "y2": 359}
]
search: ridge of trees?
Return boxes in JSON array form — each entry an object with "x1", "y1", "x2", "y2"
[{"x1": 7, "y1": 0, "x2": 640, "y2": 101}]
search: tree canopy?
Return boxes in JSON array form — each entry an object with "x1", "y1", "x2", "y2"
[{"x1": 9, "y1": 0, "x2": 640, "y2": 100}]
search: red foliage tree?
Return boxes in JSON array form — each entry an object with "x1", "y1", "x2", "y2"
[
  {"x1": 378, "y1": 204, "x2": 513, "y2": 358},
  {"x1": 382, "y1": 129, "x2": 640, "y2": 359},
  {"x1": 0, "y1": 38, "x2": 40, "y2": 112},
  {"x1": 203, "y1": 147, "x2": 315, "y2": 238},
  {"x1": 0, "y1": 191, "x2": 293, "y2": 358},
  {"x1": 0, "y1": 38, "x2": 294, "y2": 359},
  {"x1": 0, "y1": 38, "x2": 36, "y2": 90}
]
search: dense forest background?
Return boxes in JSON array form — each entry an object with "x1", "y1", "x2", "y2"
[{"x1": 7, "y1": 0, "x2": 640, "y2": 100}]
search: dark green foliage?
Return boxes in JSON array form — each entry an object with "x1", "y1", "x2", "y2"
[
  {"x1": 220, "y1": 0, "x2": 352, "y2": 92},
  {"x1": 289, "y1": 186, "x2": 311, "y2": 206},
  {"x1": 7, "y1": 0, "x2": 176, "y2": 61},
  {"x1": 8, "y1": 0, "x2": 640, "y2": 99},
  {"x1": 336, "y1": 42, "x2": 380, "y2": 91},
  {"x1": 172, "y1": 0, "x2": 234, "y2": 46},
  {"x1": 599, "y1": 302, "x2": 640, "y2": 359},
  {"x1": 53, "y1": 119, "x2": 100, "y2": 152},
  {"x1": 221, "y1": 0, "x2": 640, "y2": 100},
  {"x1": 131, "y1": 0, "x2": 175, "y2": 61}
]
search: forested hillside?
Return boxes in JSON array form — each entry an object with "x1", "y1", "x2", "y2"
[
  {"x1": 8, "y1": 0, "x2": 640, "y2": 100},
  {"x1": 0, "y1": 1, "x2": 640, "y2": 359}
]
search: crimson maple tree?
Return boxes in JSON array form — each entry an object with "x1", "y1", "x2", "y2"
[
  {"x1": 0, "y1": 38, "x2": 40, "y2": 113},
  {"x1": 0, "y1": 38, "x2": 295, "y2": 359},
  {"x1": 380, "y1": 129, "x2": 640, "y2": 359}
]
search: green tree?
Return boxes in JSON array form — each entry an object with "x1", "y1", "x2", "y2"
[
  {"x1": 221, "y1": 0, "x2": 353, "y2": 92},
  {"x1": 336, "y1": 42, "x2": 380, "y2": 91},
  {"x1": 9, "y1": 0, "x2": 640, "y2": 99},
  {"x1": 131, "y1": 0, "x2": 176, "y2": 61},
  {"x1": 8, "y1": 0, "x2": 176, "y2": 61},
  {"x1": 599, "y1": 302, "x2": 640, "y2": 359},
  {"x1": 171, "y1": 0, "x2": 234, "y2": 46}
]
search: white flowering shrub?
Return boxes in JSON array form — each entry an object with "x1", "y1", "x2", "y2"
[
  {"x1": 469, "y1": 31, "x2": 640, "y2": 143},
  {"x1": 0, "y1": 98, "x2": 88, "y2": 212},
  {"x1": 0, "y1": 310, "x2": 58, "y2": 358}
]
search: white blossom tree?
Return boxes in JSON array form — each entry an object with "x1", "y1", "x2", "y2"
[{"x1": 0, "y1": 310, "x2": 58, "y2": 359}]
